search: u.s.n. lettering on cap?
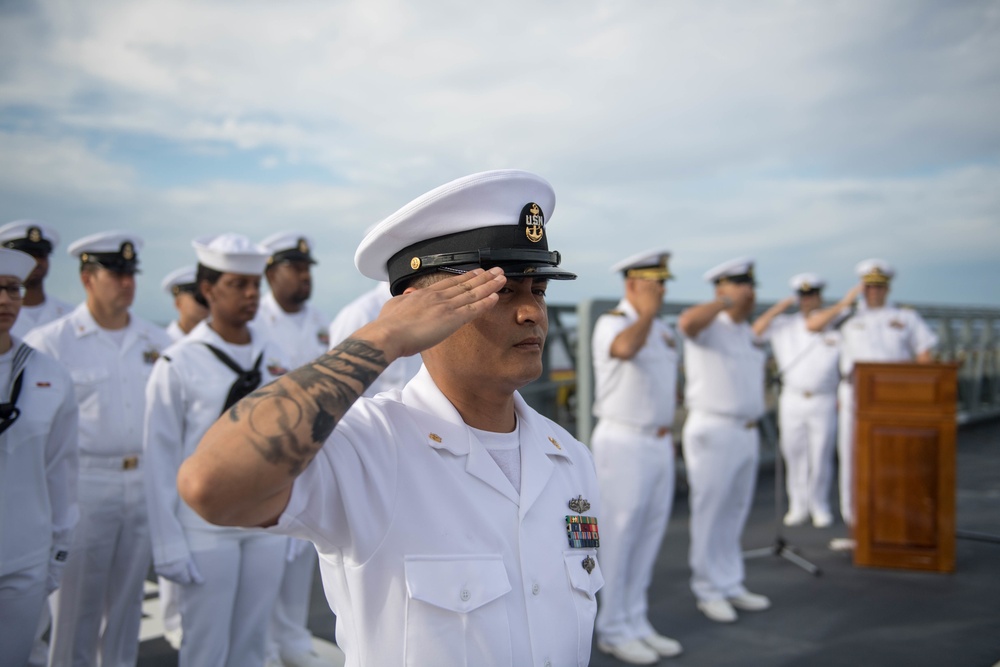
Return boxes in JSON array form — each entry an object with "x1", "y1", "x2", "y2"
[
  {"x1": 0, "y1": 247, "x2": 38, "y2": 282},
  {"x1": 355, "y1": 169, "x2": 577, "y2": 296},
  {"x1": 193, "y1": 233, "x2": 270, "y2": 275},
  {"x1": 611, "y1": 249, "x2": 674, "y2": 281},
  {"x1": 260, "y1": 231, "x2": 317, "y2": 266},
  {"x1": 68, "y1": 230, "x2": 143, "y2": 274},
  {"x1": 0, "y1": 220, "x2": 60, "y2": 256}
]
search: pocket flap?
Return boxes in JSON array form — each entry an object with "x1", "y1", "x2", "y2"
[
  {"x1": 405, "y1": 555, "x2": 511, "y2": 613},
  {"x1": 563, "y1": 551, "x2": 604, "y2": 599}
]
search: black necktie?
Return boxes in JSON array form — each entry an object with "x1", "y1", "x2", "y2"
[
  {"x1": 203, "y1": 344, "x2": 264, "y2": 415},
  {"x1": 0, "y1": 343, "x2": 33, "y2": 436}
]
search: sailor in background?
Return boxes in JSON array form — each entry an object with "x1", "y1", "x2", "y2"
[
  {"x1": 327, "y1": 280, "x2": 422, "y2": 397},
  {"x1": 162, "y1": 266, "x2": 208, "y2": 342},
  {"x1": 144, "y1": 234, "x2": 289, "y2": 667},
  {"x1": 752, "y1": 273, "x2": 841, "y2": 529},
  {"x1": 678, "y1": 257, "x2": 771, "y2": 624},
  {"x1": 0, "y1": 247, "x2": 79, "y2": 666},
  {"x1": 26, "y1": 231, "x2": 172, "y2": 667},
  {"x1": 591, "y1": 249, "x2": 683, "y2": 664},
  {"x1": 178, "y1": 169, "x2": 604, "y2": 666},
  {"x1": 807, "y1": 259, "x2": 938, "y2": 530},
  {"x1": 0, "y1": 220, "x2": 73, "y2": 338},
  {"x1": 253, "y1": 231, "x2": 329, "y2": 667}
]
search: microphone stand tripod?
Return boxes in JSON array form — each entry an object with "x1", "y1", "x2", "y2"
[{"x1": 743, "y1": 379, "x2": 822, "y2": 576}]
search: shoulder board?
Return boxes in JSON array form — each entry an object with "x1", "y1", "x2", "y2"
[{"x1": 605, "y1": 309, "x2": 626, "y2": 317}]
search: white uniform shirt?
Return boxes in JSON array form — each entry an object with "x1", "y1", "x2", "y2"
[
  {"x1": 0, "y1": 340, "x2": 79, "y2": 576},
  {"x1": 327, "y1": 282, "x2": 422, "y2": 397},
  {"x1": 683, "y1": 311, "x2": 766, "y2": 421},
  {"x1": 10, "y1": 295, "x2": 74, "y2": 339},
  {"x1": 761, "y1": 313, "x2": 840, "y2": 394},
  {"x1": 271, "y1": 366, "x2": 604, "y2": 667},
  {"x1": 840, "y1": 305, "x2": 938, "y2": 377},
  {"x1": 144, "y1": 320, "x2": 291, "y2": 566},
  {"x1": 254, "y1": 292, "x2": 329, "y2": 369},
  {"x1": 591, "y1": 298, "x2": 678, "y2": 428},
  {"x1": 25, "y1": 304, "x2": 171, "y2": 457}
]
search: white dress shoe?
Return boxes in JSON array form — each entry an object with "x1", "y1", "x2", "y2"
[
  {"x1": 783, "y1": 510, "x2": 809, "y2": 526},
  {"x1": 641, "y1": 632, "x2": 683, "y2": 657},
  {"x1": 829, "y1": 537, "x2": 857, "y2": 551},
  {"x1": 728, "y1": 590, "x2": 771, "y2": 611},
  {"x1": 697, "y1": 598, "x2": 737, "y2": 623},
  {"x1": 812, "y1": 511, "x2": 834, "y2": 528},
  {"x1": 597, "y1": 638, "x2": 660, "y2": 665},
  {"x1": 163, "y1": 627, "x2": 182, "y2": 651}
]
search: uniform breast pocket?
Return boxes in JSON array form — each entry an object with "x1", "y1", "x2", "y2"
[
  {"x1": 564, "y1": 550, "x2": 604, "y2": 665},
  {"x1": 69, "y1": 367, "x2": 111, "y2": 415},
  {"x1": 404, "y1": 555, "x2": 513, "y2": 667}
]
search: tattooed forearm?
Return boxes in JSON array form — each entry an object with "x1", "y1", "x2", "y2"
[{"x1": 226, "y1": 337, "x2": 389, "y2": 475}]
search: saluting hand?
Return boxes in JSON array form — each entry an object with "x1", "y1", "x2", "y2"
[
  {"x1": 633, "y1": 279, "x2": 666, "y2": 319},
  {"x1": 357, "y1": 268, "x2": 507, "y2": 362}
]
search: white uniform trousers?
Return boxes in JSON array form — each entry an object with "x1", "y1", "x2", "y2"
[
  {"x1": 592, "y1": 419, "x2": 675, "y2": 644},
  {"x1": 179, "y1": 531, "x2": 286, "y2": 667},
  {"x1": 267, "y1": 543, "x2": 318, "y2": 661},
  {"x1": 778, "y1": 390, "x2": 837, "y2": 518},
  {"x1": 682, "y1": 411, "x2": 759, "y2": 602},
  {"x1": 0, "y1": 561, "x2": 48, "y2": 666},
  {"x1": 50, "y1": 462, "x2": 150, "y2": 667},
  {"x1": 837, "y1": 381, "x2": 856, "y2": 525}
]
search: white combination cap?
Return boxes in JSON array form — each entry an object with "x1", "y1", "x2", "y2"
[
  {"x1": 0, "y1": 220, "x2": 60, "y2": 254},
  {"x1": 855, "y1": 258, "x2": 894, "y2": 285},
  {"x1": 260, "y1": 231, "x2": 317, "y2": 265},
  {"x1": 0, "y1": 247, "x2": 38, "y2": 281},
  {"x1": 610, "y1": 249, "x2": 673, "y2": 280},
  {"x1": 193, "y1": 233, "x2": 270, "y2": 275},
  {"x1": 355, "y1": 169, "x2": 575, "y2": 296},
  {"x1": 703, "y1": 256, "x2": 756, "y2": 285},
  {"x1": 161, "y1": 266, "x2": 198, "y2": 295},
  {"x1": 789, "y1": 272, "x2": 825, "y2": 293},
  {"x1": 67, "y1": 230, "x2": 143, "y2": 273}
]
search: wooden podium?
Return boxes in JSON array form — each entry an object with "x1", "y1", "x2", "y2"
[{"x1": 852, "y1": 362, "x2": 958, "y2": 572}]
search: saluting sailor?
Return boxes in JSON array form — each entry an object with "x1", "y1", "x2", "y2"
[
  {"x1": 0, "y1": 247, "x2": 79, "y2": 666},
  {"x1": 591, "y1": 249, "x2": 682, "y2": 664},
  {"x1": 678, "y1": 257, "x2": 771, "y2": 624},
  {"x1": 143, "y1": 234, "x2": 290, "y2": 667},
  {"x1": 807, "y1": 259, "x2": 937, "y2": 528},
  {"x1": 0, "y1": 220, "x2": 73, "y2": 338},
  {"x1": 178, "y1": 169, "x2": 604, "y2": 667},
  {"x1": 25, "y1": 231, "x2": 172, "y2": 667},
  {"x1": 752, "y1": 273, "x2": 841, "y2": 528},
  {"x1": 161, "y1": 266, "x2": 208, "y2": 342}
]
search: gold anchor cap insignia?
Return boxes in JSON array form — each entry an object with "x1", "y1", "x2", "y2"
[
  {"x1": 568, "y1": 495, "x2": 590, "y2": 514},
  {"x1": 122, "y1": 242, "x2": 135, "y2": 260},
  {"x1": 297, "y1": 237, "x2": 309, "y2": 253},
  {"x1": 521, "y1": 202, "x2": 544, "y2": 243},
  {"x1": 28, "y1": 227, "x2": 42, "y2": 243}
]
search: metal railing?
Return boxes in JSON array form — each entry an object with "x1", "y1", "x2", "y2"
[{"x1": 520, "y1": 300, "x2": 1000, "y2": 442}]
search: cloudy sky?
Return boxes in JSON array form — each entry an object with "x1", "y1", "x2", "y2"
[{"x1": 1, "y1": 0, "x2": 998, "y2": 325}]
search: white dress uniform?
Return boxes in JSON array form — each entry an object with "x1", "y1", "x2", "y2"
[
  {"x1": 10, "y1": 296, "x2": 74, "y2": 338},
  {"x1": 0, "y1": 333, "x2": 79, "y2": 665},
  {"x1": 837, "y1": 262, "x2": 938, "y2": 524},
  {"x1": 760, "y1": 281, "x2": 841, "y2": 524},
  {"x1": 144, "y1": 318, "x2": 289, "y2": 667},
  {"x1": 268, "y1": 366, "x2": 604, "y2": 667},
  {"x1": 254, "y1": 291, "x2": 329, "y2": 368},
  {"x1": 327, "y1": 281, "x2": 422, "y2": 397},
  {"x1": 25, "y1": 302, "x2": 172, "y2": 667},
  {"x1": 682, "y1": 309, "x2": 766, "y2": 602},
  {"x1": 591, "y1": 289, "x2": 679, "y2": 646}
]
